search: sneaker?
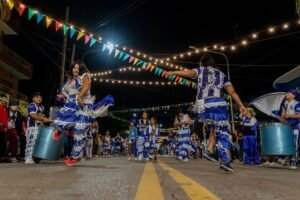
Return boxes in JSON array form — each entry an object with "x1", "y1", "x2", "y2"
[
  {"x1": 203, "y1": 151, "x2": 217, "y2": 162},
  {"x1": 128, "y1": 157, "x2": 131, "y2": 161},
  {"x1": 290, "y1": 160, "x2": 297, "y2": 170},
  {"x1": 25, "y1": 158, "x2": 35, "y2": 164},
  {"x1": 219, "y1": 162, "x2": 234, "y2": 172},
  {"x1": 182, "y1": 158, "x2": 189, "y2": 162},
  {"x1": 134, "y1": 157, "x2": 138, "y2": 161},
  {"x1": 64, "y1": 158, "x2": 76, "y2": 166},
  {"x1": 146, "y1": 158, "x2": 149, "y2": 161},
  {"x1": 9, "y1": 158, "x2": 18, "y2": 163},
  {"x1": 262, "y1": 161, "x2": 270, "y2": 166}
]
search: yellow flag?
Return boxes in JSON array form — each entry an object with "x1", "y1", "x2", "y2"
[
  {"x1": 77, "y1": 32, "x2": 84, "y2": 40},
  {"x1": 133, "y1": 58, "x2": 139, "y2": 65},
  {"x1": 7, "y1": 0, "x2": 15, "y2": 10},
  {"x1": 46, "y1": 17, "x2": 53, "y2": 28}
]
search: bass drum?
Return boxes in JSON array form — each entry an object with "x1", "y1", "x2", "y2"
[
  {"x1": 259, "y1": 122, "x2": 295, "y2": 156},
  {"x1": 33, "y1": 126, "x2": 66, "y2": 160}
]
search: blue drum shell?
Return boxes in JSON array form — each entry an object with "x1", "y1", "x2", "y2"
[
  {"x1": 33, "y1": 127, "x2": 66, "y2": 160},
  {"x1": 259, "y1": 123, "x2": 295, "y2": 156}
]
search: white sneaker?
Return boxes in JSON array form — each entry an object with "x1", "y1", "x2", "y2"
[
  {"x1": 146, "y1": 158, "x2": 149, "y2": 161},
  {"x1": 134, "y1": 157, "x2": 138, "y2": 161},
  {"x1": 182, "y1": 158, "x2": 189, "y2": 162},
  {"x1": 10, "y1": 158, "x2": 18, "y2": 163},
  {"x1": 25, "y1": 159, "x2": 35, "y2": 164}
]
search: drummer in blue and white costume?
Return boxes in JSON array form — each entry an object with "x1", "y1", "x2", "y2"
[
  {"x1": 174, "y1": 109, "x2": 192, "y2": 162},
  {"x1": 25, "y1": 92, "x2": 50, "y2": 164},
  {"x1": 137, "y1": 112, "x2": 151, "y2": 161},
  {"x1": 54, "y1": 60, "x2": 114, "y2": 166},
  {"x1": 166, "y1": 53, "x2": 246, "y2": 172},
  {"x1": 280, "y1": 89, "x2": 300, "y2": 170}
]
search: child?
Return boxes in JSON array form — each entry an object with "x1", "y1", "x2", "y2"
[
  {"x1": 149, "y1": 117, "x2": 160, "y2": 161},
  {"x1": 128, "y1": 119, "x2": 138, "y2": 160},
  {"x1": 25, "y1": 92, "x2": 50, "y2": 164},
  {"x1": 137, "y1": 112, "x2": 151, "y2": 161},
  {"x1": 103, "y1": 131, "x2": 112, "y2": 157},
  {"x1": 240, "y1": 108, "x2": 260, "y2": 165}
]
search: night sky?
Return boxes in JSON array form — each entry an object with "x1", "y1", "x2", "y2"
[{"x1": 3, "y1": 0, "x2": 300, "y2": 131}]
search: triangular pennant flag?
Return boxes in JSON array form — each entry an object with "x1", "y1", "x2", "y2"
[
  {"x1": 162, "y1": 70, "x2": 167, "y2": 77},
  {"x1": 129, "y1": 56, "x2": 135, "y2": 63},
  {"x1": 7, "y1": 0, "x2": 14, "y2": 10},
  {"x1": 118, "y1": 51, "x2": 125, "y2": 59},
  {"x1": 179, "y1": 78, "x2": 183, "y2": 83},
  {"x1": 158, "y1": 69, "x2": 163, "y2": 76},
  {"x1": 133, "y1": 58, "x2": 139, "y2": 65},
  {"x1": 28, "y1": 8, "x2": 35, "y2": 20},
  {"x1": 90, "y1": 38, "x2": 97, "y2": 47},
  {"x1": 77, "y1": 32, "x2": 84, "y2": 40},
  {"x1": 63, "y1": 25, "x2": 68, "y2": 36},
  {"x1": 55, "y1": 21, "x2": 62, "y2": 31},
  {"x1": 154, "y1": 68, "x2": 160, "y2": 75},
  {"x1": 114, "y1": 49, "x2": 120, "y2": 58},
  {"x1": 123, "y1": 54, "x2": 130, "y2": 61},
  {"x1": 175, "y1": 76, "x2": 180, "y2": 82},
  {"x1": 137, "y1": 60, "x2": 144, "y2": 66},
  {"x1": 146, "y1": 63, "x2": 152, "y2": 71},
  {"x1": 18, "y1": 3, "x2": 26, "y2": 16},
  {"x1": 69, "y1": 28, "x2": 76, "y2": 38},
  {"x1": 150, "y1": 65, "x2": 155, "y2": 72},
  {"x1": 84, "y1": 35, "x2": 90, "y2": 44},
  {"x1": 142, "y1": 62, "x2": 147, "y2": 69},
  {"x1": 46, "y1": 17, "x2": 53, "y2": 28},
  {"x1": 188, "y1": 81, "x2": 192, "y2": 87},
  {"x1": 37, "y1": 13, "x2": 44, "y2": 24},
  {"x1": 102, "y1": 44, "x2": 107, "y2": 52}
]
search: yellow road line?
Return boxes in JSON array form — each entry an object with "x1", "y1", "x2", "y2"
[
  {"x1": 158, "y1": 160, "x2": 220, "y2": 200},
  {"x1": 135, "y1": 162, "x2": 164, "y2": 200}
]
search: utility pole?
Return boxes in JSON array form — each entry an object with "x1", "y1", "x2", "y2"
[
  {"x1": 70, "y1": 43, "x2": 76, "y2": 64},
  {"x1": 60, "y1": 7, "x2": 69, "y2": 88}
]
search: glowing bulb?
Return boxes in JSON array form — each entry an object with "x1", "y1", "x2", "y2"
[
  {"x1": 124, "y1": 81, "x2": 127, "y2": 84},
  {"x1": 100, "y1": 79, "x2": 103, "y2": 82},
  {"x1": 188, "y1": 52, "x2": 191, "y2": 56},
  {"x1": 162, "y1": 82, "x2": 165, "y2": 85},
  {"x1": 154, "y1": 62, "x2": 157, "y2": 65},
  {"x1": 138, "y1": 69, "x2": 141, "y2": 71},
  {"x1": 137, "y1": 52, "x2": 141, "y2": 56},
  {"x1": 149, "y1": 82, "x2": 153, "y2": 85},
  {"x1": 170, "y1": 64, "x2": 174, "y2": 67},
  {"x1": 175, "y1": 66, "x2": 179, "y2": 69},
  {"x1": 123, "y1": 47, "x2": 127, "y2": 51},
  {"x1": 241, "y1": 40, "x2": 248, "y2": 45},
  {"x1": 203, "y1": 47, "x2": 208, "y2": 51},
  {"x1": 231, "y1": 46, "x2": 236, "y2": 50},
  {"x1": 143, "y1": 54, "x2": 147, "y2": 58},
  {"x1": 132, "y1": 68, "x2": 136, "y2": 71},
  {"x1": 106, "y1": 80, "x2": 109, "y2": 82},
  {"x1": 252, "y1": 33, "x2": 257, "y2": 39},
  {"x1": 112, "y1": 80, "x2": 115, "y2": 84},
  {"x1": 130, "y1": 49, "x2": 133, "y2": 53},
  {"x1": 93, "y1": 78, "x2": 96, "y2": 81},
  {"x1": 142, "y1": 82, "x2": 145, "y2": 85},
  {"x1": 149, "y1": 57, "x2": 153, "y2": 61},
  {"x1": 160, "y1": 60, "x2": 164, "y2": 64},
  {"x1": 213, "y1": 45, "x2": 218, "y2": 49},
  {"x1": 195, "y1": 49, "x2": 200, "y2": 53},
  {"x1": 115, "y1": 44, "x2": 118, "y2": 47},
  {"x1": 130, "y1": 81, "x2": 133, "y2": 84},
  {"x1": 180, "y1": 54, "x2": 184, "y2": 58},
  {"x1": 118, "y1": 80, "x2": 121, "y2": 83},
  {"x1": 173, "y1": 56, "x2": 177, "y2": 60},
  {"x1": 155, "y1": 82, "x2": 159, "y2": 85},
  {"x1": 168, "y1": 82, "x2": 171, "y2": 85},
  {"x1": 136, "y1": 81, "x2": 140, "y2": 85},
  {"x1": 34, "y1": 10, "x2": 38, "y2": 14},
  {"x1": 90, "y1": 34, "x2": 93, "y2": 37},
  {"x1": 166, "y1": 63, "x2": 169, "y2": 66},
  {"x1": 98, "y1": 37, "x2": 102, "y2": 41},
  {"x1": 167, "y1": 58, "x2": 170, "y2": 61},
  {"x1": 81, "y1": 29, "x2": 85, "y2": 33},
  {"x1": 268, "y1": 27, "x2": 275, "y2": 33},
  {"x1": 221, "y1": 46, "x2": 225, "y2": 50},
  {"x1": 283, "y1": 23, "x2": 289, "y2": 29},
  {"x1": 20, "y1": 3, "x2": 25, "y2": 8}
]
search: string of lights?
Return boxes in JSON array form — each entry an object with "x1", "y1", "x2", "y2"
[{"x1": 93, "y1": 78, "x2": 181, "y2": 86}]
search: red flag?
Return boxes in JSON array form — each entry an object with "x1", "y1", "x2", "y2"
[
  {"x1": 18, "y1": 3, "x2": 26, "y2": 16},
  {"x1": 55, "y1": 21, "x2": 62, "y2": 31}
]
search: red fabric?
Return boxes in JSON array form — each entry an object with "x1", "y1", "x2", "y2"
[{"x1": 0, "y1": 104, "x2": 8, "y2": 132}]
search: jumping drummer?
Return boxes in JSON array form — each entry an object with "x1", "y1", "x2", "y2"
[
  {"x1": 280, "y1": 89, "x2": 300, "y2": 170},
  {"x1": 25, "y1": 92, "x2": 50, "y2": 164}
]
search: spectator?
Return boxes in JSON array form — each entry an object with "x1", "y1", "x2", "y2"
[{"x1": 0, "y1": 94, "x2": 8, "y2": 162}]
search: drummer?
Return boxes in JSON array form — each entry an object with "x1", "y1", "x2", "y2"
[
  {"x1": 280, "y1": 89, "x2": 300, "y2": 170},
  {"x1": 25, "y1": 92, "x2": 50, "y2": 164}
]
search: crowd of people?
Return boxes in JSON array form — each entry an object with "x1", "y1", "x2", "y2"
[{"x1": 0, "y1": 54, "x2": 299, "y2": 173}]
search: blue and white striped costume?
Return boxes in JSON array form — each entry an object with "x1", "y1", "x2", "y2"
[
  {"x1": 54, "y1": 73, "x2": 114, "y2": 159},
  {"x1": 176, "y1": 114, "x2": 191, "y2": 161},
  {"x1": 242, "y1": 116, "x2": 260, "y2": 165},
  {"x1": 193, "y1": 66, "x2": 232, "y2": 164},
  {"x1": 148, "y1": 125, "x2": 160, "y2": 159},
  {"x1": 282, "y1": 99, "x2": 300, "y2": 163},
  {"x1": 137, "y1": 119, "x2": 150, "y2": 160},
  {"x1": 25, "y1": 103, "x2": 44, "y2": 164}
]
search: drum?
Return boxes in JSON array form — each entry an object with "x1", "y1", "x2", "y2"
[
  {"x1": 259, "y1": 123, "x2": 295, "y2": 156},
  {"x1": 33, "y1": 127, "x2": 66, "y2": 160}
]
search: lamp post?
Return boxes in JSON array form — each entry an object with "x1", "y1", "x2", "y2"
[{"x1": 189, "y1": 46, "x2": 235, "y2": 131}]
